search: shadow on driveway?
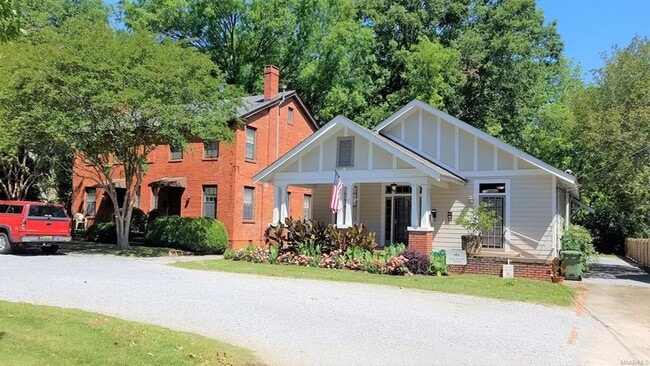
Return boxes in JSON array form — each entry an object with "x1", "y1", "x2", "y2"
[{"x1": 584, "y1": 255, "x2": 650, "y2": 286}]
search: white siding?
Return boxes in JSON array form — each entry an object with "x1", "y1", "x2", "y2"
[
  {"x1": 427, "y1": 174, "x2": 555, "y2": 259},
  {"x1": 430, "y1": 183, "x2": 473, "y2": 250},
  {"x1": 358, "y1": 184, "x2": 382, "y2": 239},
  {"x1": 440, "y1": 122, "x2": 455, "y2": 166},
  {"x1": 311, "y1": 185, "x2": 333, "y2": 224},
  {"x1": 508, "y1": 175, "x2": 554, "y2": 258},
  {"x1": 422, "y1": 119, "x2": 437, "y2": 157},
  {"x1": 403, "y1": 112, "x2": 419, "y2": 148}
]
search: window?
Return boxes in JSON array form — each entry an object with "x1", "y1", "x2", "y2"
[
  {"x1": 0, "y1": 204, "x2": 23, "y2": 214},
  {"x1": 303, "y1": 194, "x2": 312, "y2": 219},
  {"x1": 170, "y1": 145, "x2": 183, "y2": 160},
  {"x1": 243, "y1": 187, "x2": 255, "y2": 220},
  {"x1": 288, "y1": 107, "x2": 294, "y2": 124},
  {"x1": 28, "y1": 205, "x2": 66, "y2": 218},
  {"x1": 245, "y1": 127, "x2": 256, "y2": 160},
  {"x1": 337, "y1": 136, "x2": 354, "y2": 167},
  {"x1": 203, "y1": 185, "x2": 217, "y2": 218},
  {"x1": 85, "y1": 188, "x2": 96, "y2": 216},
  {"x1": 204, "y1": 141, "x2": 219, "y2": 158}
]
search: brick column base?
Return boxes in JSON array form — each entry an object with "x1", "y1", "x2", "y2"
[{"x1": 408, "y1": 229, "x2": 434, "y2": 254}]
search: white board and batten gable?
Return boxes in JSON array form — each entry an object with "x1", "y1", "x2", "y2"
[
  {"x1": 374, "y1": 100, "x2": 579, "y2": 258},
  {"x1": 254, "y1": 115, "x2": 465, "y2": 187}
]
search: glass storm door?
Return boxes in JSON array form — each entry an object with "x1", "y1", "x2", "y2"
[
  {"x1": 385, "y1": 196, "x2": 411, "y2": 244},
  {"x1": 480, "y1": 196, "x2": 505, "y2": 249}
]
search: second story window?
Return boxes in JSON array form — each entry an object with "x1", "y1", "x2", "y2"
[
  {"x1": 288, "y1": 107, "x2": 294, "y2": 124},
  {"x1": 245, "y1": 126, "x2": 256, "y2": 160},
  {"x1": 170, "y1": 145, "x2": 183, "y2": 160},
  {"x1": 204, "y1": 141, "x2": 219, "y2": 158}
]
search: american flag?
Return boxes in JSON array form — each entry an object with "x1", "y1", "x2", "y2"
[{"x1": 329, "y1": 170, "x2": 344, "y2": 213}]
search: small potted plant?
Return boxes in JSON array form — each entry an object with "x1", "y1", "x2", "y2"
[{"x1": 455, "y1": 201, "x2": 499, "y2": 255}]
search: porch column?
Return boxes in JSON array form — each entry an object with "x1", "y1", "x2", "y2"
[
  {"x1": 420, "y1": 184, "x2": 431, "y2": 228},
  {"x1": 336, "y1": 187, "x2": 345, "y2": 227},
  {"x1": 344, "y1": 183, "x2": 354, "y2": 227},
  {"x1": 279, "y1": 185, "x2": 288, "y2": 222},
  {"x1": 564, "y1": 190, "x2": 571, "y2": 230},
  {"x1": 410, "y1": 184, "x2": 419, "y2": 228}
]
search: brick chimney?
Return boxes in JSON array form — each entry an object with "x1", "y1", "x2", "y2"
[{"x1": 263, "y1": 65, "x2": 280, "y2": 100}]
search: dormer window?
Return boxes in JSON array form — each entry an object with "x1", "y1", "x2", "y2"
[{"x1": 337, "y1": 136, "x2": 354, "y2": 167}]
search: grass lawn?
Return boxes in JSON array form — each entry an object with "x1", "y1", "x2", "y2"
[
  {"x1": 173, "y1": 260, "x2": 575, "y2": 307},
  {"x1": 0, "y1": 301, "x2": 259, "y2": 366}
]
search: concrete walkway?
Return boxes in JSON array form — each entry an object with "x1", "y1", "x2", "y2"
[{"x1": 568, "y1": 256, "x2": 650, "y2": 365}]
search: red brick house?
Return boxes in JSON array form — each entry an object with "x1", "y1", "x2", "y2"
[{"x1": 71, "y1": 66, "x2": 318, "y2": 248}]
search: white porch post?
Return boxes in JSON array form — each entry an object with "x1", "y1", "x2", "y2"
[
  {"x1": 336, "y1": 187, "x2": 345, "y2": 227},
  {"x1": 344, "y1": 183, "x2": 354, "y2": 226},
  {"x1": 279, "y1": 185, "x2": 288, "y2": 222},
  {"x1": 410, "y1": 184, "x2": 419, "y2": 228},
  {"x1": 420, "y1": 184, "x2": 431, "y2": 228},
  {"x1": 565, "y1": 190, "x2": 571, "y2": 230}
]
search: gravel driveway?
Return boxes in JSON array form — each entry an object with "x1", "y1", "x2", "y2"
[{"x1": 0, "y1": 253, "x2": 592, "y2": 365}]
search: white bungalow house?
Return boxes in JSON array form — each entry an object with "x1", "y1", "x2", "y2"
[{"x1": 253, "y1": 100, "x2": 580, "y2": 260}]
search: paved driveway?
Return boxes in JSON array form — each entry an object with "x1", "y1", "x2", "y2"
[
  {"x1": 568, "y1": 256, "x2": 650, "y2": 364},
  {"x1": 0, "y1": 253, "x2": 598, "y2": 365}
]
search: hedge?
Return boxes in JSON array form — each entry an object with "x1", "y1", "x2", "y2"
[{"x1": 145, "y1": 216, "x2": 229, "y2": 254}]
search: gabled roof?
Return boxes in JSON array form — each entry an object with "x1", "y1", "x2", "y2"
[
  {"x1": 237, "y1": 91, "x2": 319, "y2": 130},
  {"x1": 374, "y1": 100, "x2": 578, "y2": 187},
  {"x1": 253, "y1": 115, "x2": 466, "y2": 184}
]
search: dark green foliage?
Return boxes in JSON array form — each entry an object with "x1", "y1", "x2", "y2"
[
  {"x1": 401, "y1": 248, "x2": 430, "y2": 275},
  {"x1": 85, "y1": 222, "x2": 117, "y2": 244},
  {"x1": 145, "y1": 217, "x2": 229, "y2": 254},
  {"x1": 561, "y1": 225, "x2": 598, "y2": 269},
  {"x1": 130, "y1": 207, "x2": 147, "y2": 233}
]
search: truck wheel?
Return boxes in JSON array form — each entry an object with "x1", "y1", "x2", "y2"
[
  {"x1": 41, "y1": 245, "x2": 60, "y2": 255},
  {"x1": 0, "y1": 233, "x2": 12, "y2": 254}
]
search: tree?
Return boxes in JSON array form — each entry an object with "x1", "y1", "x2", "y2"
[
  {"x1": 4, "y1": 21, "x2": 239, "y2": 248},
  {"x1": 0, "y1": 0, "x2": 22, "y2": 42},
  {"x1": 0, "y1": 41, "x2": 70, "y2": 200},
  {"x1": 570, "y1": 37, "x2": 650, "y2": 252}
]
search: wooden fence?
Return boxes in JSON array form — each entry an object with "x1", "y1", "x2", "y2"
[{"x1": 625, "y1": 238, "x2": 650, "y2": 267}]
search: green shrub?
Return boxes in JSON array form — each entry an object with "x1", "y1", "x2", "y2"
[
  {"x1": 85, "y1": 222, "x2": 117, "y2": 244},
  {"x1": 430, "y1": 250, "x2": 449, "y2": 276},
  {"x1": 145, "y1": 216, "x2": 229, "y2": 254},
  {"x1": 561, "y1": 225, "x2": 599, "y2": 269}
]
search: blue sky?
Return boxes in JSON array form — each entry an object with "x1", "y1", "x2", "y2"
[
  {"x1": 537, "y1": 0, "x2": 649, "y2": 81},
  {"x1": 105, "y1": 0, "x2": 649, "y2": 82}
]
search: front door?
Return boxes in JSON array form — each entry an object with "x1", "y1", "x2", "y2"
[{"x1": 384, "y1": 195, "x2": 411, "y2": 245}]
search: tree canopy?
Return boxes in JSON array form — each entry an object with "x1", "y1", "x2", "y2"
[
  {"x1": 570, "y1": 37, "x2": 650, "y2": 251},
  {"x1": 1, "y1": 20, "x2": 239, "y2": 247}
]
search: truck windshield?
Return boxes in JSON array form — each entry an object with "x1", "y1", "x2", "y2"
[{"x1": 28, "y1": 205, "x2": 67, "y2": 218}]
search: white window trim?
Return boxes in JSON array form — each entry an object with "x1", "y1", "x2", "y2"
[
  {"x1": 245, "y1": 127, "x2": 257, "y2": 161},
  {"x1": 243, "y1": 186, "x2": 255, "y2": 221},
  {"x1": 473, "y1": 179, "x2": 511, "y2": 251}
]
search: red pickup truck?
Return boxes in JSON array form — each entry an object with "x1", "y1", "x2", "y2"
[{"x1": 0, "y1": 200, "x2": 72, "y2": 254}]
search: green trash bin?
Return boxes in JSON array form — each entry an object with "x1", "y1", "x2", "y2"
[{"x1": 561, "y1": 250, "x2": 583, "y2": 281}]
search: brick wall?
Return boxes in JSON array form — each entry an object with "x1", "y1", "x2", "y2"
[
  {"x1": 449, "y1": 256, "x2": 552, "y2": 281},
  {"x1": 408, "y1": 230, "x2": 433, "y2": 254},
  {"x1": 72, "y1": 97, "x2": 316, "y2": 249}
]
